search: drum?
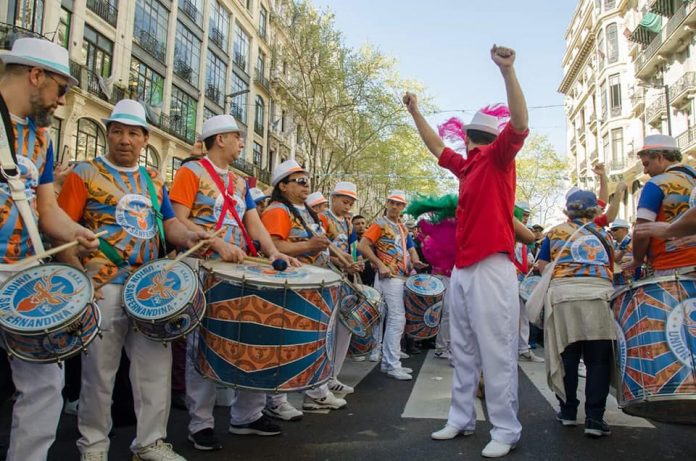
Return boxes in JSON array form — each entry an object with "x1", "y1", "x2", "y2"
[
  {"x1": 122, "y1": 259, "x2": 205, "y2": 342},
  {"x1": 404, "y1": 274, "x2": 445, "y2": 339},
  {"x1": 338, "y1": 283, "x2": 381, "y2": 337},
  {"x1": 519, "y1": 275, "x2": 542, "y2": 301},
  {"x1": 196, "y1": 261, "x2": 342, "y2": 392},
  {"x1": 611, "y1": 275, "x2": 696, "y2": 424},
  {"x1": 349, "y1": 324, "x2": 377, "y2": 357},
  {"x1": 0, "y1": 263, "x2": 101, "y2": 363}
]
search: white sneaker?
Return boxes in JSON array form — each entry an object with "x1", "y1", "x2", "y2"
[
  {"x1": 352, "y1": 355, "x2": 366, "y2": 362},
  {"x1": 64, "y1": 399, "x2": 79, "y2": 415},
  {"x1": 387, "y1": 369, "x2": 412, "y2": 380},
  {"x1": 380, "y1": 364, "x2": 413, "y2": 374},
  {"x1": 578, "y1": 360, "x2": 587, "y2": 378},
  {"x1": 328, "y1": 378, "x2": 355, "y2": 394},
  {"x1": 133, "y1": 440, "x2": 186, "y2": 461},
  {"x1": 263, "y1": 401, "x2": 303, "y2": 421},
  {"x1": 518, "y1": 351, "x2": 544, "y2": 363},
  {"x1": 399, "y1": 351, "x2": 409, "y2": 359},
  {"x1": 431, "y1": 425, "x2": 474, "y2": 440},
  {"x1": 81, "y1": 452, "x2": 108, "y2": 461},
  {"x1": 481, "y1": 440, "x2": 515, "y2": 458},
  {"x1": 434, "y1": 350, "x2": 450, "y2": 360},
  {"x1": 368, "y1": 351, "x2": 381, "y2": 362},
  {"x1": 302, "y1": 392, "x2": 347, "y2": 410}
]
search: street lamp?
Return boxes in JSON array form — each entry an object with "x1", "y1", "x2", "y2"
[{"x1": 225, "y1": 88, "x2": 250, "y2": 115}]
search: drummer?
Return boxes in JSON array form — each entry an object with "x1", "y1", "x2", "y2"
[
  {"x1": 57, "y1": 100, "x2": 208, "y2": 461},
  {"x1": 260, "y1": 160, "x2": 348, "y2": 411},
  {"x1": 320, "y1": 181, "x2": 364, "y2": 395},
  {"x1": 0, "y1": 38, "x2": 99, "y2": 461},
  {"x1": 608, "y1": 219, "x2": 638, "y2": 285},
  {"x1": 169, "y1": 114, "x2": 296, "y2": 449},
  {"x1": 306, "y1": 190, "x2": 329, "y2": 214},
  {"x1": 357, "y1": 190, "x2": 427, "y2": 381},
  {"x1": 250, "y1": 187, "x2": 270, "y2": 215}
]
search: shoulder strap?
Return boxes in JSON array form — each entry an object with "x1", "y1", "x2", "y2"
[
  {"x1": 584, "y1": 223, "x2": 614, "y2": 268},
  {"x1": 0, "y1": 94, "x2": 18, "y2": 181},
  {"x1": 140, "y1": 166, "x2": 166, "y2": 246},
  {"x1": 668, "y1": 165, "x2": 696, "y2": 181}
]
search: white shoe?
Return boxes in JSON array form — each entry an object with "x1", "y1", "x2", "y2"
[
  {"x1": 518, "y1": 351, "x2": 544, "y2": 363},
  {"x1": 434, "y1": 350, "x2": 450, "y2": 360},
  {"x1": 381, "y1": 364, "x2": 413, "y2": 374},
  {"x1": 64, "y1": 398, "x2": 79, "y2": 415},
  {"x1": 328, "y1": 378, "x2": 355, "y2": 394},
  {"x1": 303, "y1": 392, "x2": 347, "y2": 410},
  {"x1": 399, "y1": 351, "x2": 410, "y2": 359},
  {"x1": 368, "y1": 351, "x2": 381, "y2": 362},
  {"x1": 387, "y1": 369, "x2": 412, "y2": 380},
  {"x1": 431, "y1": 425, "x2": 474, "y2": 440},
  {"x1": 263, "y1": 401, "x2": 303, "y2": 421},
  {"x1": 481, "y1": 440, "x2": 516, "y2": 458},
  {"x1": 81, "y1": 452, "x2": 108, "y2": 461},
  {"x1": 132, "y1": 440, "x2": 186, "y2": 461},
  {"x1": 352, "y1": 355, "x2": 366, "y2": 362},
  {"x1": 578, "y1": 360, "x2": 587, "y2": 378}
]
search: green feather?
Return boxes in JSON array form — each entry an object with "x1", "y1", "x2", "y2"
[{"x1": 405, "y1": 194, "x2": 458, "y2": 222}]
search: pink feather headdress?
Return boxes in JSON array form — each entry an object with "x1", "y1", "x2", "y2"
[{"x1": 437, "y1": 104, "x2": 511, "y2": 156}]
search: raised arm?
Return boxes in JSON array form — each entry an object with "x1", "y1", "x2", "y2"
[
  {"x1": 403, "y1": 92, "x2": 446, "y2": 159},
  {"x1": 491, "y1": 45, "x2": 528, "y2": 132}
]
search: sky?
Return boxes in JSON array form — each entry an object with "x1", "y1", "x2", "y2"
[{"x1": 309, "y1": 0, "x2": 578, "y2": 155}]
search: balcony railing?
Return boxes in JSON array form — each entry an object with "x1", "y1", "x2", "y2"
[
  {"x1": 636, "y1": 1, "x2": 691, "y2": 75},
  {"x1": 87, "y1": 0, "x2": 119, "y2": 27},
  {"x1": 135, "y1": 28, "x2": 166, "y2": 62},
  {"x1": 179, "y1": 0, "x2": 202, "y2": 25},
  {"x1": 254, "y1": 70, "x2": 270, "y2": 91},
  {"x1": 635, "y1": 31, "x2": 664, "y2": 74},
  {"x1": 233, "y1": 52, "x2": 247, "y2": 72},
  {"x1": 257, "y1": 167, "x2": 271, "y2": 185},
  {"x1": 650, "y1": 0, "x2": 676, "y2": 17},
  {"x1": 0, "y1": 22, "x2": 47, "y2": 50},
  {"x1": 676, "y1": 124, "x2": 696, "y2": 151},
  {"x1": 670, "y1": 71, "x2": 696, "y2": 107},
  {"x1": 173, "y1": 59, "x2": 194, "y2": 84},
  {"x1": 160, "y1": 113, "x2": 196, "y2": 144},
  {"x1": 230, "y1": 103, "x2": 245, "y2": 123},
  {"x1": 254, "y1": 121, "x2": 264, "y2": 137},
  {"x1": 205, "y1": 85, "x2": 222, "y2": 106},
  {"x1": 232, "y1": 157, "x2": 257, "y2": 176},
  {"x1": 70, "y1": 60, "x2": 126, "y2": 104},
  {"x1": 646, "y1": 97, "x2": 667, "y2": 124},
  {"x1": 209, "y1": 28, "x2": 226, "y2": 50}
]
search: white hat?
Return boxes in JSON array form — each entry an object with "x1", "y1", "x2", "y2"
[
  {"x1": 638, "y1": 134, "x2": 679, "y2": 154},
  {"x1": 610, "y1": 218, "x2": 630, "y2": 229},
  {"x1": 249, "y1": 187, "x2": 268, "y2": 203},
  {"x1": 0, "y1": 38, "x2": 78, "y2": 86},
  {"x1": 102, "y1": 99, "x2": 149, "y2": 131},
  {"x1": 516, "y1": 201, "x2": 531, "y2": 213},
  {"x1": 201, "y1": 114, "x2": 244, "y2": 140},
  {"x1": 462, "y1": 111, "x2": 500, "y2": 137},
  {"x1": 306, "y1": 191, "x2": 328, "y2": 207},
  {"x1": 331, "y1": 181, "x2": 358, "y2": 200},
  {"x1": 387, "y1": 189, "x2": 407, "y2": 204},
  {"x1": 271, "y1": 159, "x2": 307, "y2": 187}
]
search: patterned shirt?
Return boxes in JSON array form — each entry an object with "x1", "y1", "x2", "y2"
[
  {"x1": 58, "y1": 157, "x2": 175, "y2": 284},
  {"x1": 0, "y1": 114, "x2": 54, "y2": 263},
  {"x1": 261, "y1": 201, "x2": 329, "y2": 266},
  {"x1": 320, "y1": 209, "x2": 352, "y2": 254},
  {"x1": 539, "y1": 220, "x2": 613, "y2": 282},
  {"x1": 169, "y1": 159, "x2": 255, "y2": 255},
  {"x1": 363, "y1": 216, "x2": 415, "y2": 277}
]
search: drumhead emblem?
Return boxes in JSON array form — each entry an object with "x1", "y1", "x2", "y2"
[
  {"x1": 42, "y1": 330, "x2": 80, "y2": 355},
  {"x1": 116, "y1": 194, "x2": 157, "y2": 239},
  {"x1": 424, "y1": 301, "x2": 442, "y2": 328},
  {"x1": 164, "y1": 314, "x2": 192, "y2": 336},
  {"x1": 570, "y1": 235, "x2": 609, "y2": 264},
  {"x1": 123, "y1": 261, "x2": 197, "y2": 320},
  {"x1": 243, "y1": 265, "x2": 306, "y2": 279},
  {"x1": 666, "y1": 298, "x2": 696, "y2": 369},
  {"x1": 406, "y1": 275, "x2": 445, "y2": 296}
]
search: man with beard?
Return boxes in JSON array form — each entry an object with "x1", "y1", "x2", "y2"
[{"x1": 0, "y1": 38, "x2": 99, "y2": 461}]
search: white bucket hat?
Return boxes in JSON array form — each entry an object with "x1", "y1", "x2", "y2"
[
  {"x1": 638, "y1": 134, "x2": 679, "y2": 154},
  {"x1": 387, "y1": 190, "x2": 407, "y2": 204},
  {"x1": 306, "y1": 191, "x2": 328, "y2": 207},
  {"x1": 102, "y1": 99, "x2": 149, "y2": 131},
  {"x1": 515, "y1": 201, "x2": 531, "y2": 213},
  {"x1": 272, "y1": 159, "x2": 307, "y2": 187},
  {"x1": 201, "y1": 114, "x2": 244, "y2": 140},
  {"x1": 0, "y1": 38, "x2": 78, "y2": 86},
  {"x1": 331, "y1": 181, "x2": 358, "y2": 200},
  {"x1": 610, "y1": 218, "x2": 630, "y2": 230},
  {"x1": 249, "y1": 187, "x2": 268, "y2": 203},
  {"x1": 462, "y1": 111, "x2": 500, "y2": 137}
]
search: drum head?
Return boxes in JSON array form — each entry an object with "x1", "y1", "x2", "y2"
[
  {"x1": 359, "y1": 285, "x2": 381, "y2": 305},
  {"x1": 519, "y1": 275, "x2": 542, "y2": 301},
  {"x1": 203, "y1": 261, "x2": 343, "y2": 288},
  {"x1": 0, "y1": 264, "x2": 93, "y2": 333},
  {"x1": 123, "y1": 259, "x2": 199, "y2": 321},
  {"x1": 405, "y1": 274, "x2": 445, "y2": 296}
]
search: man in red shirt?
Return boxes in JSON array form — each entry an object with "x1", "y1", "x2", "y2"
[{"x1": 403, "y1": 44, "x2": 528, "y2": 458}]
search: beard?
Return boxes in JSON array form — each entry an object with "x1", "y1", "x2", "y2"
[{"x1": 29, "y1": 93, "x2": 54, "y2": 127}]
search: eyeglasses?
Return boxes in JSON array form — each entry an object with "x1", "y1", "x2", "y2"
[
  {"x1": 45, "y1": 72, "x2": 70, "y2": 97},
  {"x1": 287, "y1": 177, "x2": 310, "y2": 186}
]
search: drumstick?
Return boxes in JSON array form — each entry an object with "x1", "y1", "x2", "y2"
[
  {"x1": 164, "y1": 228, "x2": 225, "y2": 271},
  {"x1": 17, "y1": 230, "x2": 108, "y2": 268},
  {"x1": 243, "y1": 255, "x2": 289, "y2": 271}
]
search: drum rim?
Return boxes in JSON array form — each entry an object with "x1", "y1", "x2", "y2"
[
  {"x1": 611, "y1": 274, "x2": 696, "y2": 300},
  {"x1": 0, "y1": 263, "x2": 95, "y2": 332},
  {"x1": 405, "y1": 274, "x2": 445, "y2": 296},
  {"x1": 202, "y1": 261, "x2": 343, "y2": 289}
]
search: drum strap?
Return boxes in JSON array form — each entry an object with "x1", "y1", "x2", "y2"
[
  {"x1": 140, "y1": 166, "x2": 166, "y2": 247},
  {"x1": 199, "y1": 158, "x2": 257, "y2": 256}
]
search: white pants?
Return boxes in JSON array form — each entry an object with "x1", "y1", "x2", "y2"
[
  {"x1": 447, "y1": 254, "x2": 522, "y2": 445},
  {"x1": 77, "y1": 284, "x2": 172, "y2": 454},
  {"x1": 373, "y1": 276, "x2": 406, "y2": 371},
  {"x1": 332, "y1": 322, "x2": 351, "y2": 379},
  {"x1": 518, "y1": 297, "x2": 530, "y2": 354},
  {"x1": 185, "y1": 332, "x2": 266, "y2": 431},
  {"x1": 435, "y1": 276, "x2": 451, "y2": 351},
  {"x1": 1, "y1": 270, "x2": 64, "y2": 461}
]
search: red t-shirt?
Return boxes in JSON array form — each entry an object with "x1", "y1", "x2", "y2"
[{"x1": 438, "y1": 123, "x2": 529, "y2": 268}]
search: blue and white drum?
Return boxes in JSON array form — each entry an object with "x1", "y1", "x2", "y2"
[
  {"x1": 122, "y1": 259, "x2": 205, "y2": 342},
  {"x1": 519, "y1": 275, "x2": 542, "y2": 302},
  {"x1": 0, "y1": 263, "x2": 101, "y2": 363}
]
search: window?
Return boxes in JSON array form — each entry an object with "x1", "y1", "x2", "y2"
[
  {"x1": 606, "y1": 23, "x2": 618, "y2": 64},
  {"x1": 602, "y1": 135, "x2": 609, "y2": 164},
  {"x1": 170, "y1": 86, "x2": 198, "y2": 143},
  {"x1": 49, "y1": 118, "x2": 63, "y2": 161},
  {"x1": 178, "y1": 0, "x2": 202, "y2": 24},
  {"x1": 139, "y1": 145, "x2": 160, "y2": 170},
  {"x1": 256, "y1": 50, "x2": 266, "y2": 78},
  {"x1": 86, "y1": 0, "x2": 118, "y2": 27},
  {"x1": 206, "y1": 52, "x2": 227, "y2": 107},
  {"x1": 209, "y1": 1, "x2": 230, "y2": 51},
  {"x1": 133, "y1": 0, "x2": 169, "y2": 62},
  {"x1": 57, "y1": 7, "x2": 71, "y2": 49},
  {"x1": 233, "y1": 24, "x2": 250, "y2": 72},
  {"x1": 83, "y1": 25, "x2": 113, "y2": 78},
  {"x1": 259, "y1": 5, "x2": 267, "y2": 39},
  {"x1": 174, "y1": 22, "x2": 201, "y2": 85},
  {"x1": 9, "y1": 0, "x2": 45, "y2": 33},
  {"x1": 231, "y1": 72, "x2": 248, "y2": 124},
  {"x1": 74, "y1": 119, "x2": 106, "y2": 162},
  {"x1": 604, "y1": 0, "x2": 615, "y2": 9},
  {"x1": 253, "y1": 142, "x2": 263, "y2": 166},
  {"x1": 609, "y1": 74, "x2": 621, "y2": 117},
  {"x1": 130, "y1": 58, "x2": 165, "y2": 106},
  {"x1": 600, "y1": 82, "x2": 608, "y2": 120},
  {"x1": 254, "y1": 96, "x2": 265, "y2": 136},
  {"x1": 611, "y1": 128, "x2": 623, "y2": 166},
  {"x1": 168, "y1": 157, "x2": 183, "y2": 183},
  {"x1": 203, "y1": 106, "x2": 220, "y2": 121},
  {"x1": 597, "y1": 31, "x2": 605, "y2": 70}
]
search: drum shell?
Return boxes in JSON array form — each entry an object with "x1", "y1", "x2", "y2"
[
  {"x1": 519, "y1": 275, "x2": 541, "y2": 302},
  {"x1": 196, "y1": 264, "x2": 340, "y2": 392},
  {"x1": 611, "y1": 275, "x2": 696, "y2": 424},
  {"x1": 338, "y1": 283, "x2": 381, "y2": 337},
  {"x1": 349, "y1": 324, "x2": 377, "y2": 357},
  {"x1": 404, "y1": 275, "x2": 445, "y2": 339}
]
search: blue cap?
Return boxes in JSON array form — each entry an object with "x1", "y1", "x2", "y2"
[{"x1": 565, "y1": 190, "x2": 598, "y2": 211}]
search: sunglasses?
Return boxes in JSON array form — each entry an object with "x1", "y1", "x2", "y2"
[
  {"x1": 45, "y1": 72, "x2": 70, "y2": 97},
  {"x1": 287, "y1": 177, "x2": 310, "y2": 186}
]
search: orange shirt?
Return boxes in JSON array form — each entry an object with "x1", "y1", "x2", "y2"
[{"x1": 261, "y1": 201, "x2": 329, "y2": 266}]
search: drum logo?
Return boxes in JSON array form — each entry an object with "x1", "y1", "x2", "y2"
[
  {"x1": 424, "y1": 301, "x2": 442, "y2": 328},
  {"x1": 124, "y1": 263, "x2": 195, "y2": 319},
  {"x1": 666, "y1": 298, "x2": 696, "y2": 369},
  {"x1": 570, "y1": 235, "x2": 609, "y2": 265},
  {"x1": 42, "y1": 330, "x2": 79, "y2": 355},
  {"x1": 116, "y1": 194, "x2": 156, "y2": 239}
]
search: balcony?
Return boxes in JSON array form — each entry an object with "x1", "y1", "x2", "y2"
[
  {"x1": 676, "y1": 124, "x2": 696, "y2": 152},
  {"x1": 232, "y1": 156, "x2": 257, "y2": 176},
  {"x1": 0, "y1": 22, "x2": 47, "y2": 50},
  {"x1": 205, "y1": 85, "x2": 222, "y2": 106},
  {"x1": 87, "y1": 0, "x2": 118, "y2": 28},
  {"x1": 610, "y1": 158, "x2": 627, "y2": 172},
  {"x1": 135, "y1": 28, "x2": 166, "y2": 63},
  {"x1": 650, "y1": 0, "x2": 676, "y2": 17},
  {"x1": 588, "y1": 112, "x2": 597, "y2": 128},
  {"x1": 645, "y1": 97, "x2": 667, "y2": 126},
  {"x1": 179, "y1": 0, "x2": 202, "y2": 25},
  {"x1": 173, "y1": 59, "x2": 194, "y2": 84},
  {"x1": 257, "y1": 167, "x2": 271, "y2": 185},
  {"x1": 254, "y1": 69, "x2": 270, "y2": 92},
  {"x1": 160, "y1": 113, "x2": 196, "y2": 144},
  {"x1": 629, "y1": 86, "x2": 645, "y2": 114},
  {"x1": 209, "y1": 28, "x2": 226, "y2": 51},
  {"x1": 69, "y1": 60, "x2": 126, "y2": 104},
  {"x1": 230, "y1": 103, "x2": 245, "y2": 124},
  {"x1": 233, "y1": 52, "x2": 247, "y2": 73},
  {"x1": 670, "y1": 71, "x2": 696, "y2": 108}
]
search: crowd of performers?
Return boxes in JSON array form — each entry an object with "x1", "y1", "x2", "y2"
[{"x1": 0, "y1": 38, "x2": 695, "y2": 461}]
